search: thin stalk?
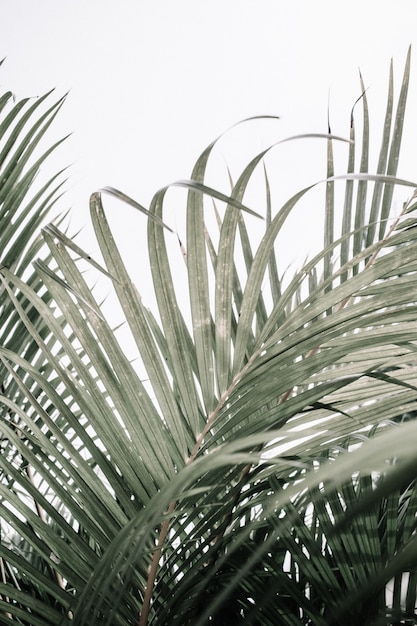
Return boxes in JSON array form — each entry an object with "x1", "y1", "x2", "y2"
[
  {"x1": 138, "y1": 353, "x2": 260, "y2": 626},
  {"x1": 138, "y1": 500, "x2": 177, "y2": 626}
]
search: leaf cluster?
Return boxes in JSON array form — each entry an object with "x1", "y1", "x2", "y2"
[{"x1": 1, "y1": 51, "x2": 417, "y2": 625}]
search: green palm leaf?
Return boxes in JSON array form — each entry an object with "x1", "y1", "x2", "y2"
[{"x1": 3, "y1": 49, "x2": 417, "y2": 626}]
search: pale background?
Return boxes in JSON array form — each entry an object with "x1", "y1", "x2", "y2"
[{"x1": 1, "y1": 1, "x2": 417, "y2": 289}]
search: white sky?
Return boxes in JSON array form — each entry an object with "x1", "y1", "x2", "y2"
[{"x1": 1, "y1": 1, "x2": 417, "y2": 282}]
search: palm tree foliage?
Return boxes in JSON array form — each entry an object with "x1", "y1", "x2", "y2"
[{"x1": 2, "y1": 49, "x2": 417, "y2": 624}]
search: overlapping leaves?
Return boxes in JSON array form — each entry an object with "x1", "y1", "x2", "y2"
[{"x1": 2, "y1": 49, "x2": 417, "y2": 625}]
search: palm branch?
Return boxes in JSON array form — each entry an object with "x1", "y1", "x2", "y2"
[{"x1": 2, "y1": 49, "x2": 417, "y2": 625}]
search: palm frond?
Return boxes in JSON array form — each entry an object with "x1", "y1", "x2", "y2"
[{"x1": 2, "y1": 49, "x2": 417, "y2": 626}]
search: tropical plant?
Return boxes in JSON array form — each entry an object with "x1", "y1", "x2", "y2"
[
  {"x1": 2, "y1": 49, "x2": 417, "y2": 625},
  {"x1": 0, "y1": 71, "x2": 69, "y2": 624}
]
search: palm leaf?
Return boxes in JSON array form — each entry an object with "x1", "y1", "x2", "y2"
[{"x1": 2, "y1": 50, "x2": 417, "y2": 626}]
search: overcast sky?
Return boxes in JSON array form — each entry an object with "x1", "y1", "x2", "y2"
[{"x1": 1, "y1": 1, "x2": 417, "y2": 277}]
